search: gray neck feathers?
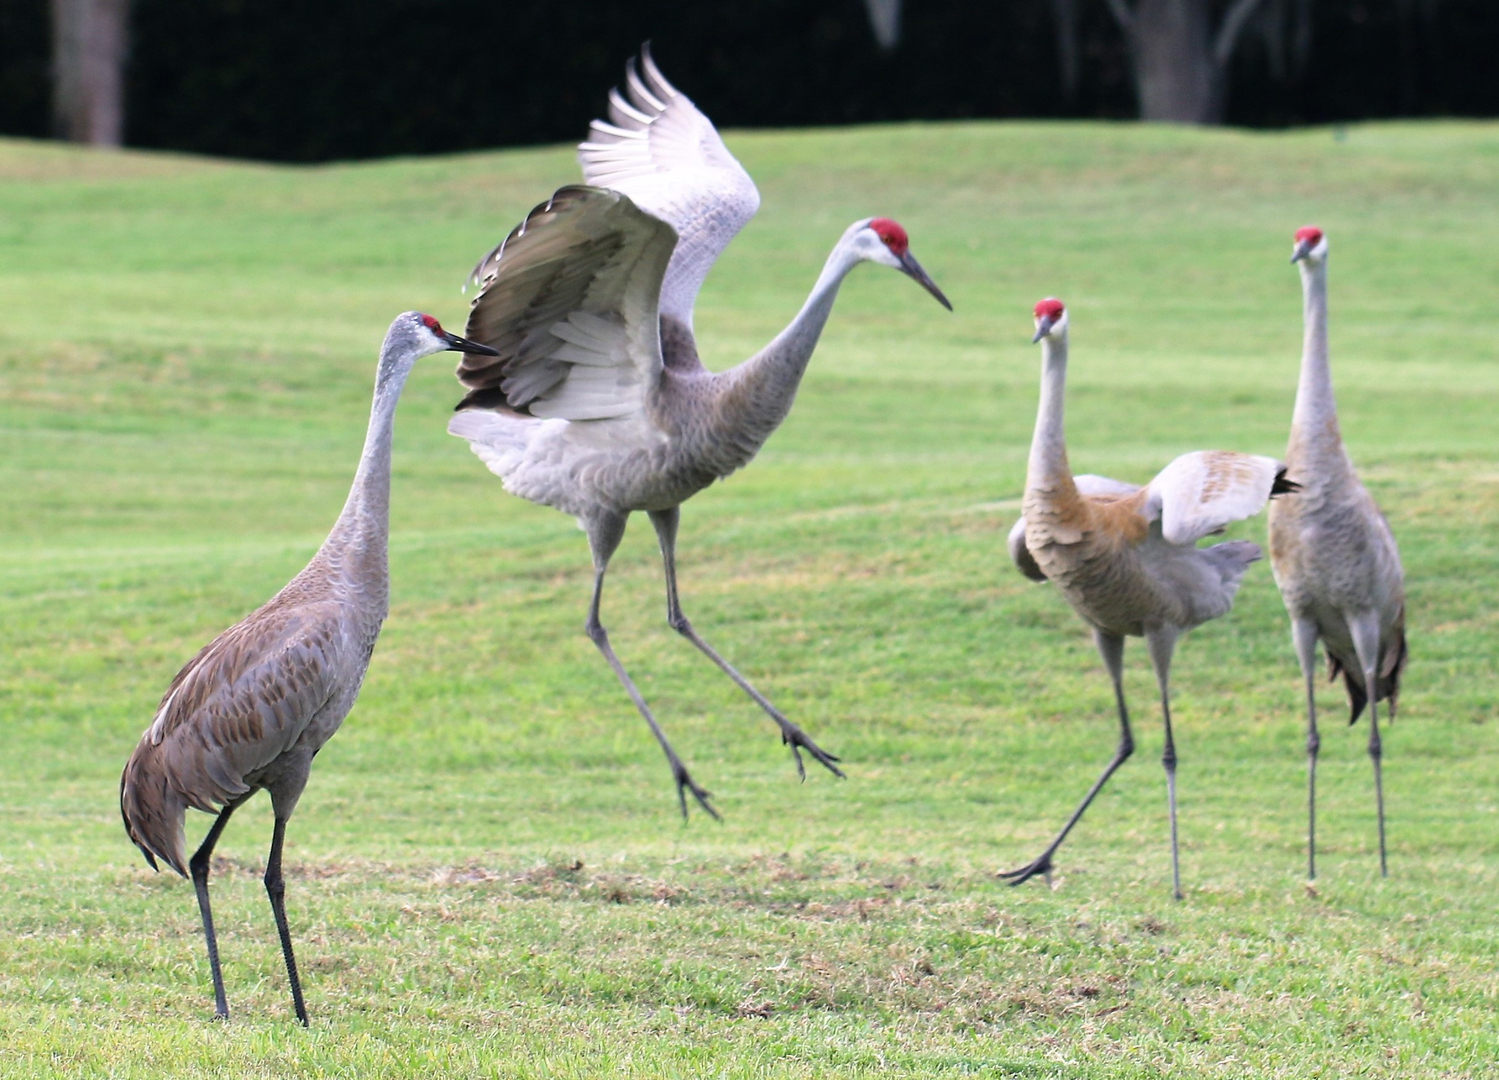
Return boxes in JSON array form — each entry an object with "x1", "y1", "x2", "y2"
[
  {"x1": 325, "y1": 346, "x2": 414, "y2": 590},
  {"x1": 1028, "y1": 332, "x2": 1074, "y2": 492},
  {"x1": 707, "y1": 242, "x2": 859, "y2": 459},
  {"x1": 1289, "y1": 259, "x2": 1349, "y2": 470}
]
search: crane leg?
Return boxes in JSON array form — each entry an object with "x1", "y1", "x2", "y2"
[
  {"x1": 1291, "y1": 618, "x2": 1322, "y2": 880},
  {"x1": 585, "y1": 512, "x2": 718, "y2": 821},
  {"x1": 187, "y1": 794, "x2": 249, "y2": 1020},
  {"x1": 1147, "y1": 628, "x2": 1183, "y2": 902},
  {"x1": 263, "y1": 815, "x2": 309, "y2": 1026},
  {"x1": 649, "y1": 508, "x2": 844, "y2": 781},
  {"x1": 1349, "y1": 613, "x2": 1389, "y2": 877},
  {"x1": 1000, "y1": 629, "x2": 1134, "y2": 887}
]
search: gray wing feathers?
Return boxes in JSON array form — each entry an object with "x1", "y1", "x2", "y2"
[
  {"x1": 1074, "y1": 474, "x2": 1142, "y2": 499},
  {"x1": 120, "y1": 601, "x2": 344, "y2": 875},
  {"x1": 1008, "y1": 516, "x2": 1047, "y2": 582},
  {"x1": 576, "y1": 48, "x2": 760, "y2": 326},
  {"x1": 1202, "y1": 539, "x2": 1263, "y2": 596},
  {"x1": 457, "y1": 186, "x2": 676, "y2": 425}
]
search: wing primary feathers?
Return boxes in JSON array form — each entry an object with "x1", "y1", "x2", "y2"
[
  {"x1": 608, "y1": 87, "x2": 653, "y2": 127},
  {"x1": 625, "y1": 58, "x2": 669, "y2": 113},
  {"x1": 639, "y1": 43, "x2": 676, "y2": 100},
  {"x1": 575, "y1": 49, "x2": 760, "y2": 326}
]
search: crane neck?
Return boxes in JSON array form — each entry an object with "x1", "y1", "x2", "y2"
[
  {"x1": 1027, "y1": 330, "x2": 1076, "y2": 496},
  {"x1": 1288, "y1": 257, "x2": 1347, "y2": 467},
  {"x1": 704, "y1": 240, "x2": 861, "y2": 464},
  {"x1": 326, "y1": 345, "x2": 415, "y2": 585}
]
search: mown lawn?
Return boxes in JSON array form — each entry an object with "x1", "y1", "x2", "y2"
[{"x1": 0, "y1": 121, "x2": 1496, "y2": 1078}]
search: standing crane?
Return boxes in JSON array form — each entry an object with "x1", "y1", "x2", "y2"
[
  {"x1": 1269, "y1": 226, "x2": 1407, "y2": 880},
  {"x1": 1004, "y1": 298, "x2": 1296, "y2": 899},
  {"x1": 120, "y1": 313, "x2": 498, "y2": 1024},
  {"x1": 447, "y1": 50, "x2": 951, "y2": 818}
]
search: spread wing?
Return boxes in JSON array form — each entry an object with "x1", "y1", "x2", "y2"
[
  {"x1": 1146, "y1": 451, "x2": 1287, "y2": 546},
  {"x1": 577, "y1": 46, "x2": 760, "y2": 328},
  {"x1": 456, "y1": 185, "x2": 677, "y2": 428},
  {"x1": 1008, "y1": 475, "x2": 1141, "y2": 581},
  {"x1": 145, "y1": 600, "x2": 345, "y2": 813}
]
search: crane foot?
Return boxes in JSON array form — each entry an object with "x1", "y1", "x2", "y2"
[
  {"x1": 670, "y1": 759, "x2": 720, "y2": 822},
  {"x1": 997, "y1": 852, "x2": 1056, "y2": 887},
  {"x1": 780, "y1": 723, "x2": 844, "y2": 781}
]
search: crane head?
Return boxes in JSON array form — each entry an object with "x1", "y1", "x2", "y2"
[
  {"x1": 847, "y1": 217, "x2": 953, "y2": 311},
  {"x1": 411, "y1": 312, "x2": 499, "y2": 358},
  {"x1": 1032, "y1": 298, "x2": 1067, "y2": 343},
  {"x1": 1291, "y1": 226, "x2": 1327, "y2": 264}
]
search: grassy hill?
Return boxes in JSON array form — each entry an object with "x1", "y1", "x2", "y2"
[{"x1": 1, "y1": 121, "x2": 1496, "y2": 1077}]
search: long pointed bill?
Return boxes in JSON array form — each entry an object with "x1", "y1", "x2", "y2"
[
  {"x1": 899, "y1": 251, "x2": 952, "y2": 311},
  {"x1": 1291, "y1": 239, "x2": 1315, "y2": 264},
  {"x1": 443, "y1": 330, "x2": 499, "y2": 356},
  {"x1": 1031, "y1": 316, "x2": 1055, "y2": 344}
]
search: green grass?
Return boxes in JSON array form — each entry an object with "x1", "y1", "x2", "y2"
[{"x1": 2, "y1": 120, "x2": 1497, "y2": 1078}]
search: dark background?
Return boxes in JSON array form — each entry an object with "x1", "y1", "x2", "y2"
[{"x1": 2, "y1": 0, "x2": 1495, "y2": 163}]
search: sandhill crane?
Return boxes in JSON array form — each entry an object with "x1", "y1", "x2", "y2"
[
  {"x1": 1004, "y1": 298, "x2": 1296, "y2": 899},
  {"x1": 119, "y1": 313, "x2": 498, "y2": 1024},
  {"x1": 1269, "y1": 226, "x2": 1407, "y2": 880},
  {"x1": 447, "y1": 50, "x2": 951, "y2": 818}
]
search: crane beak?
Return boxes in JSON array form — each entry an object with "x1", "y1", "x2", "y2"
[
  {"x1": 1290, "y1": 239, "x2": 1315, "y2": 264},
  {"x1": 442, "y1": 330, "x2": 499, "y2": 356},
  {"x1": 899, "y1": 251, "x2": 953, "y2": 311},
  {"x1": 1031, "y1": 315, "x2": 1055, "y2": 344}
]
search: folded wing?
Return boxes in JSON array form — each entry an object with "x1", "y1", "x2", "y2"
[
  {"x1": 142, "y1": 602, "x2": 344, "y2": 814},
  {"x1": 457, "y1": 186, "x2": 677, "y2": 428},
  {"x1": 577, "y1": 46, "x2": 760, "y2": 328}
]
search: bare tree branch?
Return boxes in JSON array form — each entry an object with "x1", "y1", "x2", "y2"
[
  {"x1": 1102, "y1": 0, "x2": 1136, "y2": 33},
  {"x1": 1213, "y1": 0, "x2": 1270, "y2": 66}
]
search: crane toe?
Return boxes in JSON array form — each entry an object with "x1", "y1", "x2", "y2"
[
  {"x1": 997, "y1": 852, "x2": 1056, "y2": 887},
  {"x1": 780, "y1": 725, "x2": 845, "y2": 781},
  {"x1": 670, "y1": 760, "x2": 720, "y2": 822}
]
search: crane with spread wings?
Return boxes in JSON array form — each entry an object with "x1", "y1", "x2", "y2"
[{"x1": 448, "y1": 49, "x2": 951, "y2": 817}]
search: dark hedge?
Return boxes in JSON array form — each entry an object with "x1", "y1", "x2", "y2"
[{"x1": 1, "y1": 0, "x2": 1495, "y2": 162}]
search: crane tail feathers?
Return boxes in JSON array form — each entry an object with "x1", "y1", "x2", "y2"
[
  {"x1": 1327, "y1": 617, "x2": 1407, "y2": 727},
  {"x1": 120, "y1": 747, "x2": 189, "y2": 878}
]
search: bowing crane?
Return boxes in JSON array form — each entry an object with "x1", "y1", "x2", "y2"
[
  {"x1": 1268, "y1": 226, "x2": 1407, "y2": 880},
  {"x1": 120, "y1": 313, "x2": 498, "y2": 1024},
  {"x1": 1005, "y1": 298, "x2": 1296, "y2": 899},
  {"x1": 448, "y1": 49, "x2": 951, "y2": 817}
]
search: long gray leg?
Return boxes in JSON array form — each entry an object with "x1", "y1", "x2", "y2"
[
  {"x1": 1147, "y1": 627, "x2": 1183, "y2": 902},
  {"x1": 263, "y1": 816, "x2": 308, "y2": 1026},
  {"x1": 1291, "y1": 618, "x2": 1322, "y2": 880},
  {"x1": 585, "y1": 511, "x2": 718, "y2": 820},
  {"x1": 1000, "y1": 628, "x2": 1134, "y2": 886},
  {"x1": 649, "y1": 507, "x2": 843, "y2": 781},
  {"x1": 188, "y1": 796, "x2": 247, "y2": 1020},
  {"x1": 1349, "y1": 612, "x2": 1389, "y2": 877}
]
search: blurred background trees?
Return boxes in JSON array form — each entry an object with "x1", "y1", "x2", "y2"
[{"x1": 1, "y1": 0, "x2": 1492, "y2": 161}]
